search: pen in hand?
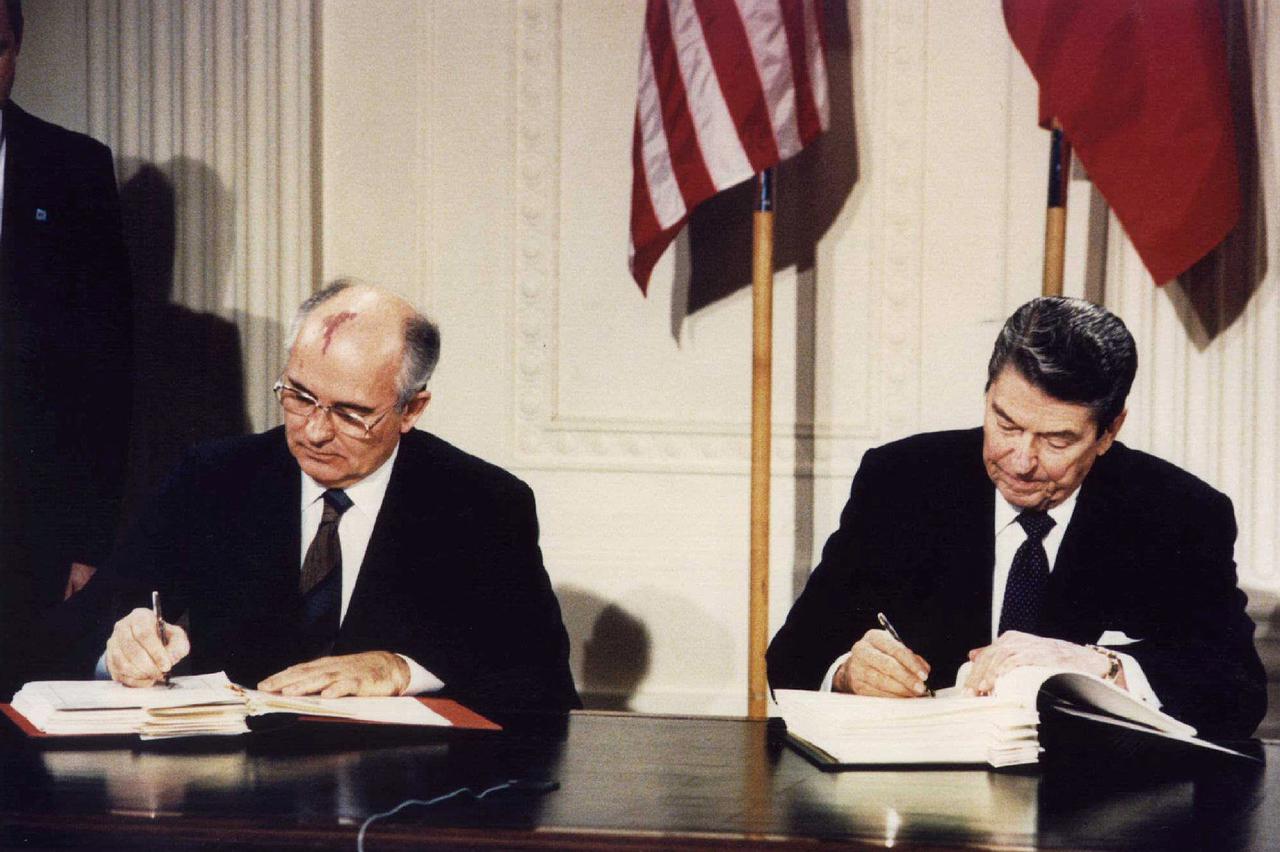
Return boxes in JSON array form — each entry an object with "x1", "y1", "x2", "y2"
[
  {"x1": 151, "y1": 590, "x2": 174, "y2": 687},
  {"x1": 877, "y1": 612, "x2": 935, "y2": 697}
]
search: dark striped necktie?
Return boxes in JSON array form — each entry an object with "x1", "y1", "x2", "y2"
[{"x1": 299, "y1": 488, "x2": 353, "y2": 657}]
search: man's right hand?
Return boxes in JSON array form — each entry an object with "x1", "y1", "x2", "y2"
[
  {"x1": 832, "y1": 628, "x2": 932, "y2": 697},
  {"x1": 105, "y1": 608, "x2": 191, "y2": 687}
]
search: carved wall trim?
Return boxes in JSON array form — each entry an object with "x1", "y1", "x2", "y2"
[
  {"x1": 511, "y1": 1, "x2": 941, "y2": 476},
  {"x1": 873, "y1": 0, "x2": 926, "y2": 439}
]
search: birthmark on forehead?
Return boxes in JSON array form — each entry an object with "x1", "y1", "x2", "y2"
[{"x1": 319, "y1": 311, "x2": 358, "y2": 354}]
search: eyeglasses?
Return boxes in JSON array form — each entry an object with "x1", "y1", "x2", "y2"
[{"x1": 273, "y1": 380, "x2": 397, "y2": 439}]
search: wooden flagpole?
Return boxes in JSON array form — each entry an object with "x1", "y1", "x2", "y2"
[
  {"x1": 1042, "y1": 119, "x2": 1072, "y2": 296},
  {"x1": 748, "y1": 168, "x2": 775, "y2": 720}
]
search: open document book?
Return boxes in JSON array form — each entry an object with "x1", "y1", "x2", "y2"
[
  {"x1": 9, "y1": 672, "x2": 466, "y2": 739},
  {"x1": 774, "y1": 665, "x2": 1253, "y2": 769}
]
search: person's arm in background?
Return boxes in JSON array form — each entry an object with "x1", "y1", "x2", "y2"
[{"x1": 64, "y1": 137, "x2": 132, "y2": 598}]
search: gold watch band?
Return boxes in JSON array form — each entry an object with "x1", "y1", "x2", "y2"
[{"x1": 1087, "y1": 644, "x2": 1122, "y2": 682}]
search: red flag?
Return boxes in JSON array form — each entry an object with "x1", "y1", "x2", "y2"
[
  {"x1": 1004, "y1": 0, "x2": 1239, "y2": 285},
  {"x1": 629, "y1": 0, "x2": 829, "y2": 293}
]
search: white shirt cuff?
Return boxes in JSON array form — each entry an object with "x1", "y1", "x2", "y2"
[
  {"x1": 819, "y1": 653, "x2": 850, "y2": 692},
  {"x1": 1110, "y1": 650, "x2": 1161, "y2": 708},
  {"x1": 398, "y1": 654, "x2": 445, "y2": 695},
  {"x1": 95, "y1": 650, "x2": 110, "y2": 680}
]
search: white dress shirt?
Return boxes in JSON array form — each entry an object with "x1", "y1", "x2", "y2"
[
  {"x1": 819, "y1": 486, "x2": 1161, "y2": 705},
  {"x1": 299, "y1": 444, "x2": 444, "y2": 695},
  {"x1": 991, "y1": 489, "x2": 1079, "y2": 641},
  {"x1": 98, "y1": 442, "x2": 446, "y2": 694},
  {"x1": 989, "y1": 488, "x2": 1158, "y2": 704}
]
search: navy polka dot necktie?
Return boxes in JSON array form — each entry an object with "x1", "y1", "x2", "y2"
[{"x1": 998, "y1": 510, "x2": 1056, "y2": 636}]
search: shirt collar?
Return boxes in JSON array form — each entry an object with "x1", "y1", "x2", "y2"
[
  {"x1": 300, "y1": 442, "x2": 400, "y2": 517},
  {"x1": 994, "y1": 485, "x2": 1080, "y2": 533}
]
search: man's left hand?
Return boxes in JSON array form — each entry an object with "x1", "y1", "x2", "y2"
[
  {"x1": 964, "y1": 631, "x2": 1123, "y2": 695},
  {"x1": 64, "y1": 562, "x2": 98, "y2": 600},
  {"x1": 257, "y1": 652, "x2": 411, "y2": 698}
]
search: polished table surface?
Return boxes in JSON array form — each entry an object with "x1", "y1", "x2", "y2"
[{"x1": 1, "y1": 710, "x2": 1276, "y2": 850}]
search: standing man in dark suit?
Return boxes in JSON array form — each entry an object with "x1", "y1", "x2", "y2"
[
  {"x1": 767, "y1": 297, "x2": 1265, "y2": 738},
  {"x1": 0, "y1": 0, "x2": 132, "y2": 693},
  {"x1": 94, "y1": 279, "x2": 579, "y2": 714}
]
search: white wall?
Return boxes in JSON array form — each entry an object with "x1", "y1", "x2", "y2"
[
  {"x1": 10, "y1": 0, "x2": 87, "y2": 132},
  {"x1": 22, "y1": 0, "x2": 1280, "y2": 715},
  {"x1": 319, "y1": 0, "x2": 1280, "y2": 713}
]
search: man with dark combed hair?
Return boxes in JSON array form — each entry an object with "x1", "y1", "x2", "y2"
[{"x1": 768, "y1": 296, "x2": 1265, "y2": 738}]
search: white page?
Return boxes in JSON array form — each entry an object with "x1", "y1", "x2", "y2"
[
  {"x1": 33, "y1": 672, "x2": 241, "y2": 711},
  {"x1": 947, "y1": 663, "x2": 1195, "y2": 737},
  {"x1": 239, "y1": 689, "x2": 451, "y2": 727}
]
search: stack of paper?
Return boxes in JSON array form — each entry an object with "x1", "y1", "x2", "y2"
[
  {"x1": 776, "y1": 689, "x2": 1041, "y2": 767},
  {"x1": 775, "y1": 665, "x2": 1231, "y2": 769},
  {"x1": 12, "y1": 673, "x2": 249, "y2": 739},
  {"x1": 10, "y1": 672, "x2": 451, "y2": 739}
]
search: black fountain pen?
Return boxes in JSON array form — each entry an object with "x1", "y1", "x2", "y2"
[
  {"x1": 877, "y1": 612, "x2": 935, "y2": 697},
  {"x1": 151, "y1": 590, "x2": 174, "y2": 687}
]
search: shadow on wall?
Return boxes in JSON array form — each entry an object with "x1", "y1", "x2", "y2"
[
  {"x1": 668, "y1": 0, "x2": 860, "y2": 329},
  {"x1": 118, "y1": 158, "x2": 249, "y2": 519},
  {"x1": 1165, "y1": 1, "x2": 1267, "y2": 345},
  {"x1": 557, "y1": 586, "x2": 651, "y2": 711},
  {"x1": 557, "y1": 585, "x2": 741, "y2": 713}
]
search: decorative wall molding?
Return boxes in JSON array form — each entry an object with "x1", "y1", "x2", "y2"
[
  {"x1": 513, "y1": 0, "x2": 563, "y2": 463},
  {"x1": 872, "y1": 0, "x2": 926, "y2": 439},
  {"x1": 87, "y1": 0, "x2": 314, "y2": 433},
  {"x1": 511, "y1": 1, "x2": 942, "y2": 477}
]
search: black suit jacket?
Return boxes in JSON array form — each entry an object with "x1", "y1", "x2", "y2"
[
  {"x1": 70, "y1": 427, "x2": 580, "y2": 715},
  {"x1": 766, "y1": 429, "x2": 1266, "y2": 738},
  {"x1": 0, "y1": 102, "x2": 132, "y2": 692}
]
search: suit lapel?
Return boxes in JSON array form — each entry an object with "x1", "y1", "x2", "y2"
[
  {"x1": 1, "y1": 103, "x2": 22, "y2": 282},
  {"x1": 1041, "y1": 448, "x2": 1125, "y2": 643},
  {"x1": 244, "y1": 433, "x2": 303, "y2": 589},
  {"x1": 949, "y1": 436, "x2": 997, "y2": 650},
  {"x1": 340, "y1": 438, "x2": 417, "y2": 638},
  {"x1": 914, "y1": 430, "x2": 997, "y2": 679},
  {"x1": 188, "y1": 430, "x2": 302, "y2": 682}
]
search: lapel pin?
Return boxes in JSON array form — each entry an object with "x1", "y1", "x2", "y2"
[{"x1": 35, "y1": 208, "x2": 47, "y2": 222}]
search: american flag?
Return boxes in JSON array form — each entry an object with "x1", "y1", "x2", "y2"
[{"x1": 629, "y1": 0, "x2": 830, "y2": 293}]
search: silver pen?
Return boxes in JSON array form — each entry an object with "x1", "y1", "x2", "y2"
[
  {"x1": 151, "y1": 590, "x2": 174, "y2": 687},
  {"x1": 877, "y1": 612, "x2": 934, "y2": 697}
]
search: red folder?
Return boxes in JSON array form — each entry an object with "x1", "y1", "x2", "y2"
[{"x1": 2, "y1": 696, "x2": 500, "y2": 738}]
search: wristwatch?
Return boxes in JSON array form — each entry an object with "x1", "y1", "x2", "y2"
[{"x1": 1087, "y1": 644, "x2": 1123, "y2": 683}]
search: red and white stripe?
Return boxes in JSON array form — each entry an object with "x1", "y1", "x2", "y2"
[{"x1": 630, "y1": 0, "x2": 829, "y2": 292}]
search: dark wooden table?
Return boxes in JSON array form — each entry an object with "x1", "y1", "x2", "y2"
[{"x1": 1, "y1": 710, "x2": 1275, "y2": 850}]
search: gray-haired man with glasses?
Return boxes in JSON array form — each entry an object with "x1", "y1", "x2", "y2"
[{"x1": 76, "y1": 279, "x2": 579, "y2": 714}]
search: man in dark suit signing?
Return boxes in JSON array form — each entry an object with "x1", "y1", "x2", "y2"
[
  {"x1": 0, "y1": 0, "x2": 132, "y2": 694},
  {"x1": 767, "y1": 297, "x2": 1265, "y2": 738},
  {"x1": 97, "y1": 279, "x2": 579, "y2": 714}
]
